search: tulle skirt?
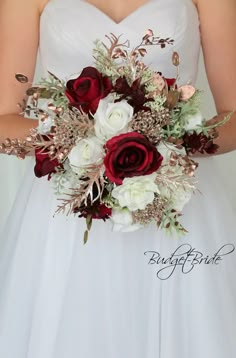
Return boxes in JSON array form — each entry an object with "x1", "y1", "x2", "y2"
[{"x1": 0, "y1": 156, "x2": 235, "y2": 358}]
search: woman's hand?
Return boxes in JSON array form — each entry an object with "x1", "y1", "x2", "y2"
[{"x1": 195, "y1": 0, "x2": 236, "y2": 154}]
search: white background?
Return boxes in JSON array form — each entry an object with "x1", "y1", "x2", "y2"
[{"x1": 0, "y1": 52, "x2": 236, "y2": 233}]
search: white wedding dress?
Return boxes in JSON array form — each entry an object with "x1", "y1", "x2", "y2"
[{"x1": 0, "y1": 0, "x2": 236, "y2": 357}]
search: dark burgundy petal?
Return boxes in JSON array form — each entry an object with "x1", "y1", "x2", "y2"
[
  {"x1": 104, "y1": 132, "x2": 163, "y2": 184},
  {"x1": 79, "y1": 66, "x2": 103, "y2": 79},
  {"x1": 165, "y1": 78, "x2": 176, "y2": 87},
  {"x1": 34, "y1": 149, "x2": 59, "y2": 178},
  {"x1": 65, "y1": 67, "x2": 112, "y2": 114}
]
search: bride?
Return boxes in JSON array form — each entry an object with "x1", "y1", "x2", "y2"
[{"x1": 0, "y1": 0, "x2": 236, "y2": 357}]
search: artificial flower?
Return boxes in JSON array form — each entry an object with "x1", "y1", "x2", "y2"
[
  {"x1": 104, "y1": 132, "x2": 163, "y2": 185},
  {"x1": 110, "y1": 207, "x2": 143, "y2": 232},
  {"x1": 65, "y1": 66, "x2": 112, "y2": 114},
  {"x1": 94, "y1": 95, "x2": 133, "y2": 140},
  {"x1": 68, "y1": 136, "x2": 104, "y2": 174},
  {"x1": 111, "y1": 173, "x2": 159, "y2": 211}
]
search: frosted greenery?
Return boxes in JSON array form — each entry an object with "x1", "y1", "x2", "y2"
[
  {"x1": 37, "y1": 74, "x2": 68, "y2": 111},
  {"x1": 159, "y1": 208, "x2": 187, "y2": 235},
  {"x1": 161, "y1": 90, "x2": 202, "y2": 139},
  {"x1": 51, "y1": 162, "x2": 80, "y2": 196},
  {"x1": 93, "y1": 39, "x2": 121, "y2": 83},
  {"x1": 145, "y1": 95, "x2": 167, "y2": 112},
  {"x1": 143, "y1": 68, "x2": 162, "y2": 91},
  {"x1": 102, "y1": 194, "x2": 118, "y2": 209},
  {"x1": 175, "y1": 90, "x2": 202, "y2": 122}
]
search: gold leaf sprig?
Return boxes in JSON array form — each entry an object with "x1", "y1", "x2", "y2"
[
  {"x1": 132, "y1": 194, "x2": 167, "y2": 226},
  {"x1": 55, "y1": 163, "x2": 105, "y2": 216},
  {"x1": 0, "y1": 137, "x2": 32, "y2": 159},
  {"x1": 129, "y1": 109, "x2": 171, "y2": 144},
  {"x1": 15, "y1": 72, "x2": 68, "y2": 116},
  {"x1": 46, "y1": 108, "x2": 95, "y2": 162},
  {"x1": 93, "y1": 30, "x2": 174, "y2": 84}
]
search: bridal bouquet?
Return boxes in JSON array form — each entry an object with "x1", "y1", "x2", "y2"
[{"x1": 1, "y1": 30, "x2": 224, "y2": 242}]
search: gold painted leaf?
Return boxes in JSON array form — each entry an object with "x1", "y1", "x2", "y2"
[
  {"x1": 48, "y1": 71, "x2": 61, "y2": 81},
  {"x1": 172, "y1": 52, "x2": 180, "y2": 67},
  {"x1": 15, "y1": 73, "x2": 28, "y2": 83},
  {"x1": 86, "y1": 215, "x2": 93, "y2": 231},
  {"x1": 165, "y1": 90, "x2": 180, "y2": 109},
  {"x1": 83, "y1": 230, "x2": 89, "y2": 245},
  {"x1": 26, "y1": 86, "x2": 40, "y2": 96}
]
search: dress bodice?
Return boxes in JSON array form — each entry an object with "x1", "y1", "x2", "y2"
[{"x1": 39, "y1": 0, "x2": 200, "y2": 84}]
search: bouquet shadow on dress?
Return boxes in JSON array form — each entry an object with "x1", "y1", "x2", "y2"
[{"x1": 1, "y1": 30, "x2": 227, "y2": 242}]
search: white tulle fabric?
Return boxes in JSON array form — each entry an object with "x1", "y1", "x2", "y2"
[{"x1": 0, "y1": 1, "x2": 236, "y2": 357}]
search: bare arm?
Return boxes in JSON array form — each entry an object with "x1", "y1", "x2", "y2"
[
  {"x1": 195, "y1": 0, "x2": 236, "y2": 154},
  {"x1": 0, "y1": 0, "x2": 47, "y2": 148}
]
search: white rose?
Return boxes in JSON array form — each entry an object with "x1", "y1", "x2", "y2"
[
  {"x1": 68, "y1": 136, "x2": 104, "y2": 174},
  {"x1": 157, "y1": 141, "x2": 186, "y2": 164},
  {"x1": 112, "y1": 173, "x2": 159, "y2": 211},
  {"x1": 157, "y1": 142, "x2": 193, "y2": 211},
  {"x1": 94, "y1": 95, "x2": 134, "y2": 140},
  {"x1": 173, "y1": 188, "x2": 192, "y2": 211},
  {"x1": 110, "y1": 208, "x2": 143, "y2": 232},
  {"x1": 184, "y1": 111, "x2": 204, "y2": 131},
  {"x1": 159, "y1": 184, "x2": 192, "y2": 212}
]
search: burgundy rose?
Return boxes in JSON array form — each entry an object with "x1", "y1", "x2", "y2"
[
  {"x1": 104, "y1": 132, "x2": 163, "y2": 185},
  {"x1": 65, "y1": 66, "x2": 112, "y2": 114},
  {"x1": 34, "y1": 149, "x2": 60, "y2": 179}
]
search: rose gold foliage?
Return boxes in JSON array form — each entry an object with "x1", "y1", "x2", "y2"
[
  {"x1": 0, "y1": 137, "x2": 31, "y2": 159},
  {"x1": 129, "y1": 109, "x2": 171, "y2": 144},
  {"x1": 168, "y1": 151, "x2": 198, "y2": 177},
  {"x1": 141, "y1": 31, "x2": 174, "y2": 48},
  {"x1": 172, "y1": 52, "x2": 180, "y2": 67},
  {"x1": 132, "y1": 194, "x2": 167, "y2": 226},
  {"x1": 155, "y1": 170, "x2": 196, "y2": 193},
  {"x1": 4, "y1": 30, "x2": 212, "y2": 235},
  {"x1": 56, "y1": 163, "x2": 105, "y2": 216},
  {"x1": 49, "y1": 109, "x2": 95, "y2": 161},
  {"x1": 0, "y1": 106, "x2": 95, "y2": 163},
  {"x1": 96, "y1": 32, "x2": 174, "y2": 84}
]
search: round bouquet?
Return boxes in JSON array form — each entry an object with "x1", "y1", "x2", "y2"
[{"x1": 1, "y1": 30, "x2": 226, "y2": 242}]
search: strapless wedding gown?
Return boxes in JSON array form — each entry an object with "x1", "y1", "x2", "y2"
[{"x1": 0, "y1": 0, "x2": 235, "y2": 357}]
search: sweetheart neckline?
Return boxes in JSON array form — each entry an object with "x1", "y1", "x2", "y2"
[
  {"x1": 80, "y1": 0, "x2": 155, "y2": 25},
  {"x1": 40, "y1": 0, "x2": 157, "y2": 25},
  {"x1": 40, "y1": 0, "x2": 198, "y2": 27}
]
